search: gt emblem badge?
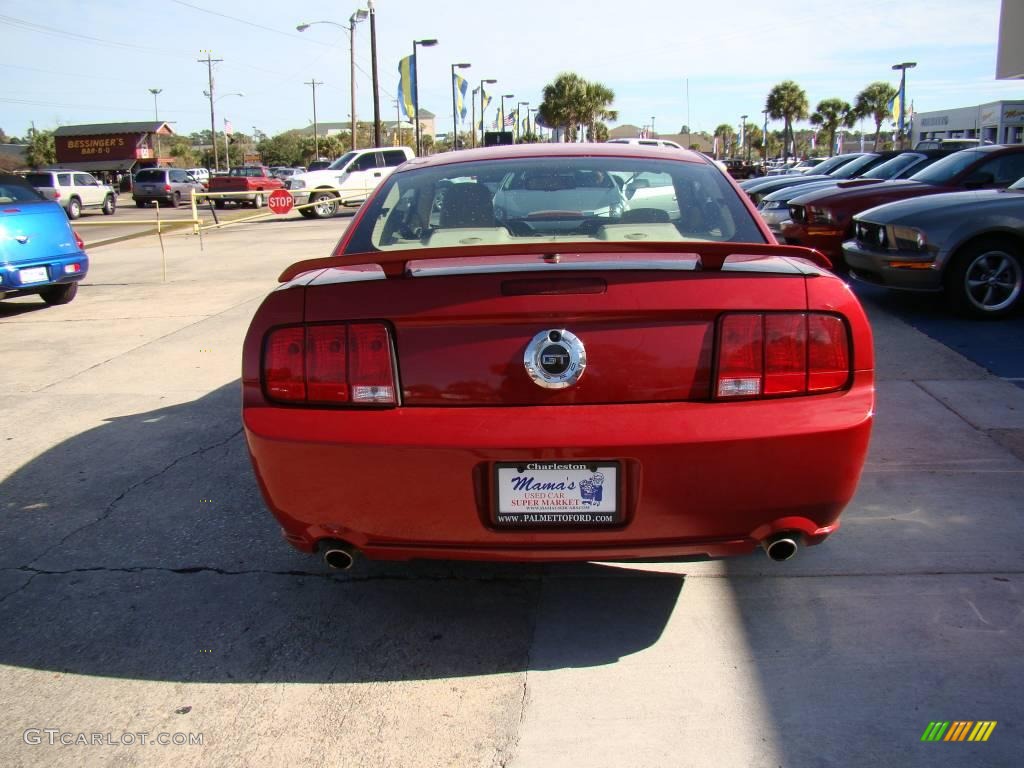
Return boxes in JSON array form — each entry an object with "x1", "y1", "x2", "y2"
[{"x1": 524, "y1": 329, "x2": 586, "y2": 389}]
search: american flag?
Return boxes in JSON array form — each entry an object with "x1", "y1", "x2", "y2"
[{"x1": 503, "y1": 112, "x2": 514, "y2": 127}]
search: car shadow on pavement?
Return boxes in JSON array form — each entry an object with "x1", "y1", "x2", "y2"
[
  {"x1": 0, "y1": 298, "x2": 51, "y2": 317},
  {"x1": 0, "y1": 381, "x2": 683, "y2": 684}
]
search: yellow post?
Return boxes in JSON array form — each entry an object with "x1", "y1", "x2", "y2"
[
  {"x1": 190, "y1": 189, "x2": 199, "y2": 235},
  {"x1": 155, "y1": 200, "x2": 166, "y2": 283}
]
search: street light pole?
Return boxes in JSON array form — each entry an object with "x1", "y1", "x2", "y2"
[
  {"x1": 651, "y1": 115, "x2": 655, "y2": 137},
  {"x1": 740, "y1": 114, "x2": 748, "y2": 162},
  {"x1": 206, "y1": 91, "x2": 244, "y2": 169},
  {"x1": 368, "y1": 0, "x2": 381, "y2": 146},
  {"x1": 412, "y1": 38, "x2": 438, "y2": 156},
  {"x1": 305, "y1": 78, "x2": 323, "y2": 159},
  {"x1": 762, "y1": 108, "x2": 769, "y2": 171},
  {"x1": 148, "y1": 88, "x2": 163, "y2": 161},
  {"x1": 451, "y1": 62, "x2": 470, "y2": 150},
  {"x1": 479, "y1": 78, "x2": 496, "y2": 146},
  {"x1": 891, "y1": 61, "x2": 917, "y2": 149},
  {"x1": 471, "y1": 87, "x2": 479, "y2": 148},
  {"x1": 297, "y1": 17, "x2": 365, "y2": 153}
]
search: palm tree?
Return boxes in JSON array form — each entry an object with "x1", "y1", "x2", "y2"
[
  {"x1": 765, "y1": 81, "x2": 809, "y2": 162},
  {"x1": 581, "y1": 81, "x2": 617, "y2": 141},
  {"x1": 853, "y1": 81, "x2": 898, "y2": 151},
  {"x1": 713, "y1": 123, "x2": 735, "y2": 158},
  {"x1": 538, "y1": 73, "x2": 588, "y2": 142},
  {"x1": 809, "y1": 98, "x2": 855, "y2": 157}
]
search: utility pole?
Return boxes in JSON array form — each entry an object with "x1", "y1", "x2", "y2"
[
  {"x1": 305, "y1": 78, "x2": 323, "y2": 159},
  {"x1": 198, "y1": 51, "x2": 223, "y2": 171},
  {"x1": 368, "y1": 0, "x2": 381, "y2": 146}
]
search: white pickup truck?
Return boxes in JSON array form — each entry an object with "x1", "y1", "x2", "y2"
[{"x1": 288, "y1": 147, "x2": 414, "y2": 218}]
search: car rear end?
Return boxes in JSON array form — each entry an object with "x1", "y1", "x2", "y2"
[
  {"x1": 242, "y1": 146, "x2": 874, "y2": 565},
  {"x1": 132, "y1": 169, "x2": 173, "y2": 205},
  {"x1": 0, "y1": 191, "x2": 88, "y2": 301}
]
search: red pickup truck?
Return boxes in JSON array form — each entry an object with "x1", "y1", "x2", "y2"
[{"x1": 206, "y1": 166, "x2": 284, "y2": 208}]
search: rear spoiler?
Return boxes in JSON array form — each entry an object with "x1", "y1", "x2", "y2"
[{"x1": 278, "y1": 242, "x2": 831, "y2": 282}]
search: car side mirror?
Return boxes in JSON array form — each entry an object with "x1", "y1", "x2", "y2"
[{"x1": 963, "y1": 171, "x2": 995, "y2": 189}]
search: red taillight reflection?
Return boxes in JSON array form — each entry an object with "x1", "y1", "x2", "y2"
[
  {"x1": 263, "y1": 323, "x2": 396, "y2": 406},
  {"x1": 716, "y1": 312, "x2": 849, "y2": 399}
]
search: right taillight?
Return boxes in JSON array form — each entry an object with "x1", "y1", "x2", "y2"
[
  {"x1": 715, "y1": 312, "x2": 850, "y2": 399},
  {"x1": 263, "y1": 323, "x2": 397, "y2": 406}
]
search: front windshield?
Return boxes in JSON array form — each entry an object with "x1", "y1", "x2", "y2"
[
  {"x1": 344, "y1": 155, "x2": 766, "y2": 254},
  {"x1": 327, "y1": 152, "x2": 358, "y2": 171},
  {"x1": 831, "y1": 154, "x2": 881, "y2": 179},
  {"x1": 909, "y1": 149, "x2": 984, "y2": 184},
  {"x1": 860, "y1": 153, "x2": 924, "y2": 180}
]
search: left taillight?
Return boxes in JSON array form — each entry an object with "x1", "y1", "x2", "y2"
[
  {"x1": 715, "y1": 312, "x2": 850, "y2": 399},
  {"x1": 263, "y1": 322, "x2": 397, "y2": 406}
]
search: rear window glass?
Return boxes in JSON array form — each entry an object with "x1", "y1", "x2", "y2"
[
  {"x1": 909, "y1": 150, "x2": 984, "y2": 184},
  {"x1": 345, "y1": 156, "x2": 765, "y2": 254},
  {"x1": 135, "y1": 170, "x2": 164, "y2": 183},
  {"x1": 24, "y1": 173, "x2": 53, "y2": 187},
  {"x1": 0, "y1": 180, "x2": 43, "y2": 202}
]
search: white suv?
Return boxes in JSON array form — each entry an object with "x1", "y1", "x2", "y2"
[
  {"x1": 23, "y1": 170, "x2": 117, "y2": 219},
  {"x1": 288, "y1": 147, "x2": 414, "y2": 218}
]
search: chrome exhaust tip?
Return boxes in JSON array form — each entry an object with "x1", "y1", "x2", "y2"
[
  {"x1": 322, "y1": 543, "x2": 357, "y2": 570},
  {"x1": 763, "y1": 534, "x2": 799, "y2": 562}
]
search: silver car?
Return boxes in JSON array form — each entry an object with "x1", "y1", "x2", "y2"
[
  {"x1": 842, "y1": 177, "x2": 1024, "y2": 318},
  {"x1": 133, "y1": 168, "x2": 203, "y2": 208}
]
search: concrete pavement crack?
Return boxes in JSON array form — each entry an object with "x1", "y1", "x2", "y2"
[{"x1": 23, "y1": 427, "x2": 244, "y2": 570}]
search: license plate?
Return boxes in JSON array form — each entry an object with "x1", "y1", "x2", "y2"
[
  {"x1": 494, "y1": 461, "x2": 620, "y2": 526},
  {"x1": 19, "y1": 267, "x2": 48, "y2": 284}
]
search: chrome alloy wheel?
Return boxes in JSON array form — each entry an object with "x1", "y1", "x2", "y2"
[{"x1": 964, "y1": 249, "x2": 1023, "y2": 313}]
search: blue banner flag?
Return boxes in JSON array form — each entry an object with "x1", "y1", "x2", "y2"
[
  {"x1": 453, "y1": 73, "x2": 469, "y2": 124},
  {"x1": 397, "y1": 55, "x2": 416, "y2": 121}
]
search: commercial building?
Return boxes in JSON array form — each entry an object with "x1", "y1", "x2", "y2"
[
  {"x1": 51, "y1": 122, "x2": 175, "y2": 176},
  {"x1": 911, "y1": 101, "x2": 1024, "y2": 147}
]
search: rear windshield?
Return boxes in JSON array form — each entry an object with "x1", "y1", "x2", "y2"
[
  {"x1": 0, "y1": 180, "x2": 44, "y2": 202},
  {"x1": 24, "y1": 173, "x2": 53, "y2": 187},
  {"x1": 345, "y1": 155, "x2": 766, "y2": 254},
  {"x1": 816, "y1": 154, "x2": 861, "y2": 176},
  {"x1": 229, "y1": 167, "x2": 265, "y2": 177},
  {"x1": 134, "y1": 170, "x2": 165, "y2": 182},
  {"x1": 830, "y1": 154, "x2": 882, "y2": 179}
]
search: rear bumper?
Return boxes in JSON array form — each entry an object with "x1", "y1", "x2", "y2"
[
  {"x1": 243, "y1": 373, "x2": 874, "y2": 562},
  {"x1": 0, "y1": 251, "x2": 88, "y2": 297},
  {"x1": 780, "y1": 222, "x2": 847, "y2": 264}
]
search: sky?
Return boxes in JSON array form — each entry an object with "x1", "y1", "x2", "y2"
[{"x1": 2, "y1": 0, "x2": 1021, "y2": 141}]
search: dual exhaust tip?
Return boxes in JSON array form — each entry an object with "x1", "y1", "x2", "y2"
[{"x1": 322, "y1": 535, "x2": 799, "y2": 568}]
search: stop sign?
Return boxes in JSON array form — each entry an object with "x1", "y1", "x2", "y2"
[{"x1": 268, "y1": 189, "x2": 294, "y2": 215}]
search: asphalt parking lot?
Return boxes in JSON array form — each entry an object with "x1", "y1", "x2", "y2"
[{"x1": 1, "y1": 219, "x2": 1022, "y2": 768}]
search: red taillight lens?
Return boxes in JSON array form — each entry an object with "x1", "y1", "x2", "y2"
[
  {"x1": 716, "y1": 314, "x2": 763, "y2": 397},
  {"x1": 348, "y1": 324, "x2": 397, "y2": 404},
  {"x1": 764, "y1": 313, "x2": 807, "y2": 395},
  {"x1": 72, "y1": 230, "x2": 85, "y2": 250},
  {"x1": 263, "y1": 323, "x2": 396, "y2": 406},
  {"x1": 716, "y1": 312, "x2": 849, "y2": 399},
  {"x1": 307, "y1": 324, "x2": 349, "y2": 403},
  {"x1": 264, "y1": 327, "x2": 306, "y2": 401},
  {"x1": 164, "y1": 184, "x2": 172, "y2": 192},
  {"x1": 808, "y1": 314, "x2": 850, "y2": 392}
]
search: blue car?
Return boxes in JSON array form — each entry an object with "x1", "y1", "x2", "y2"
[{"x1": 0, "y1": 174, "x2": 88, "y2": 305}]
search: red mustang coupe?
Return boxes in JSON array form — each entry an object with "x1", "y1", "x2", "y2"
[{"x1": 242, "y1": 144, "x2": 874, "y2": 569}]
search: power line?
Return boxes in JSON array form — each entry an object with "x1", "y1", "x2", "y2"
[{"x1": 169, "y1": 0, "x2": 334, "y2": 47}]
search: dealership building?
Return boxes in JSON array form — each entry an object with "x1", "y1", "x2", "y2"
[
  {"x1": 910, "y1": 101, "x2": 1024, "y2": 147},
  {"x1": 51, "y1": 121, "x2": 175, "y2": 176}
]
